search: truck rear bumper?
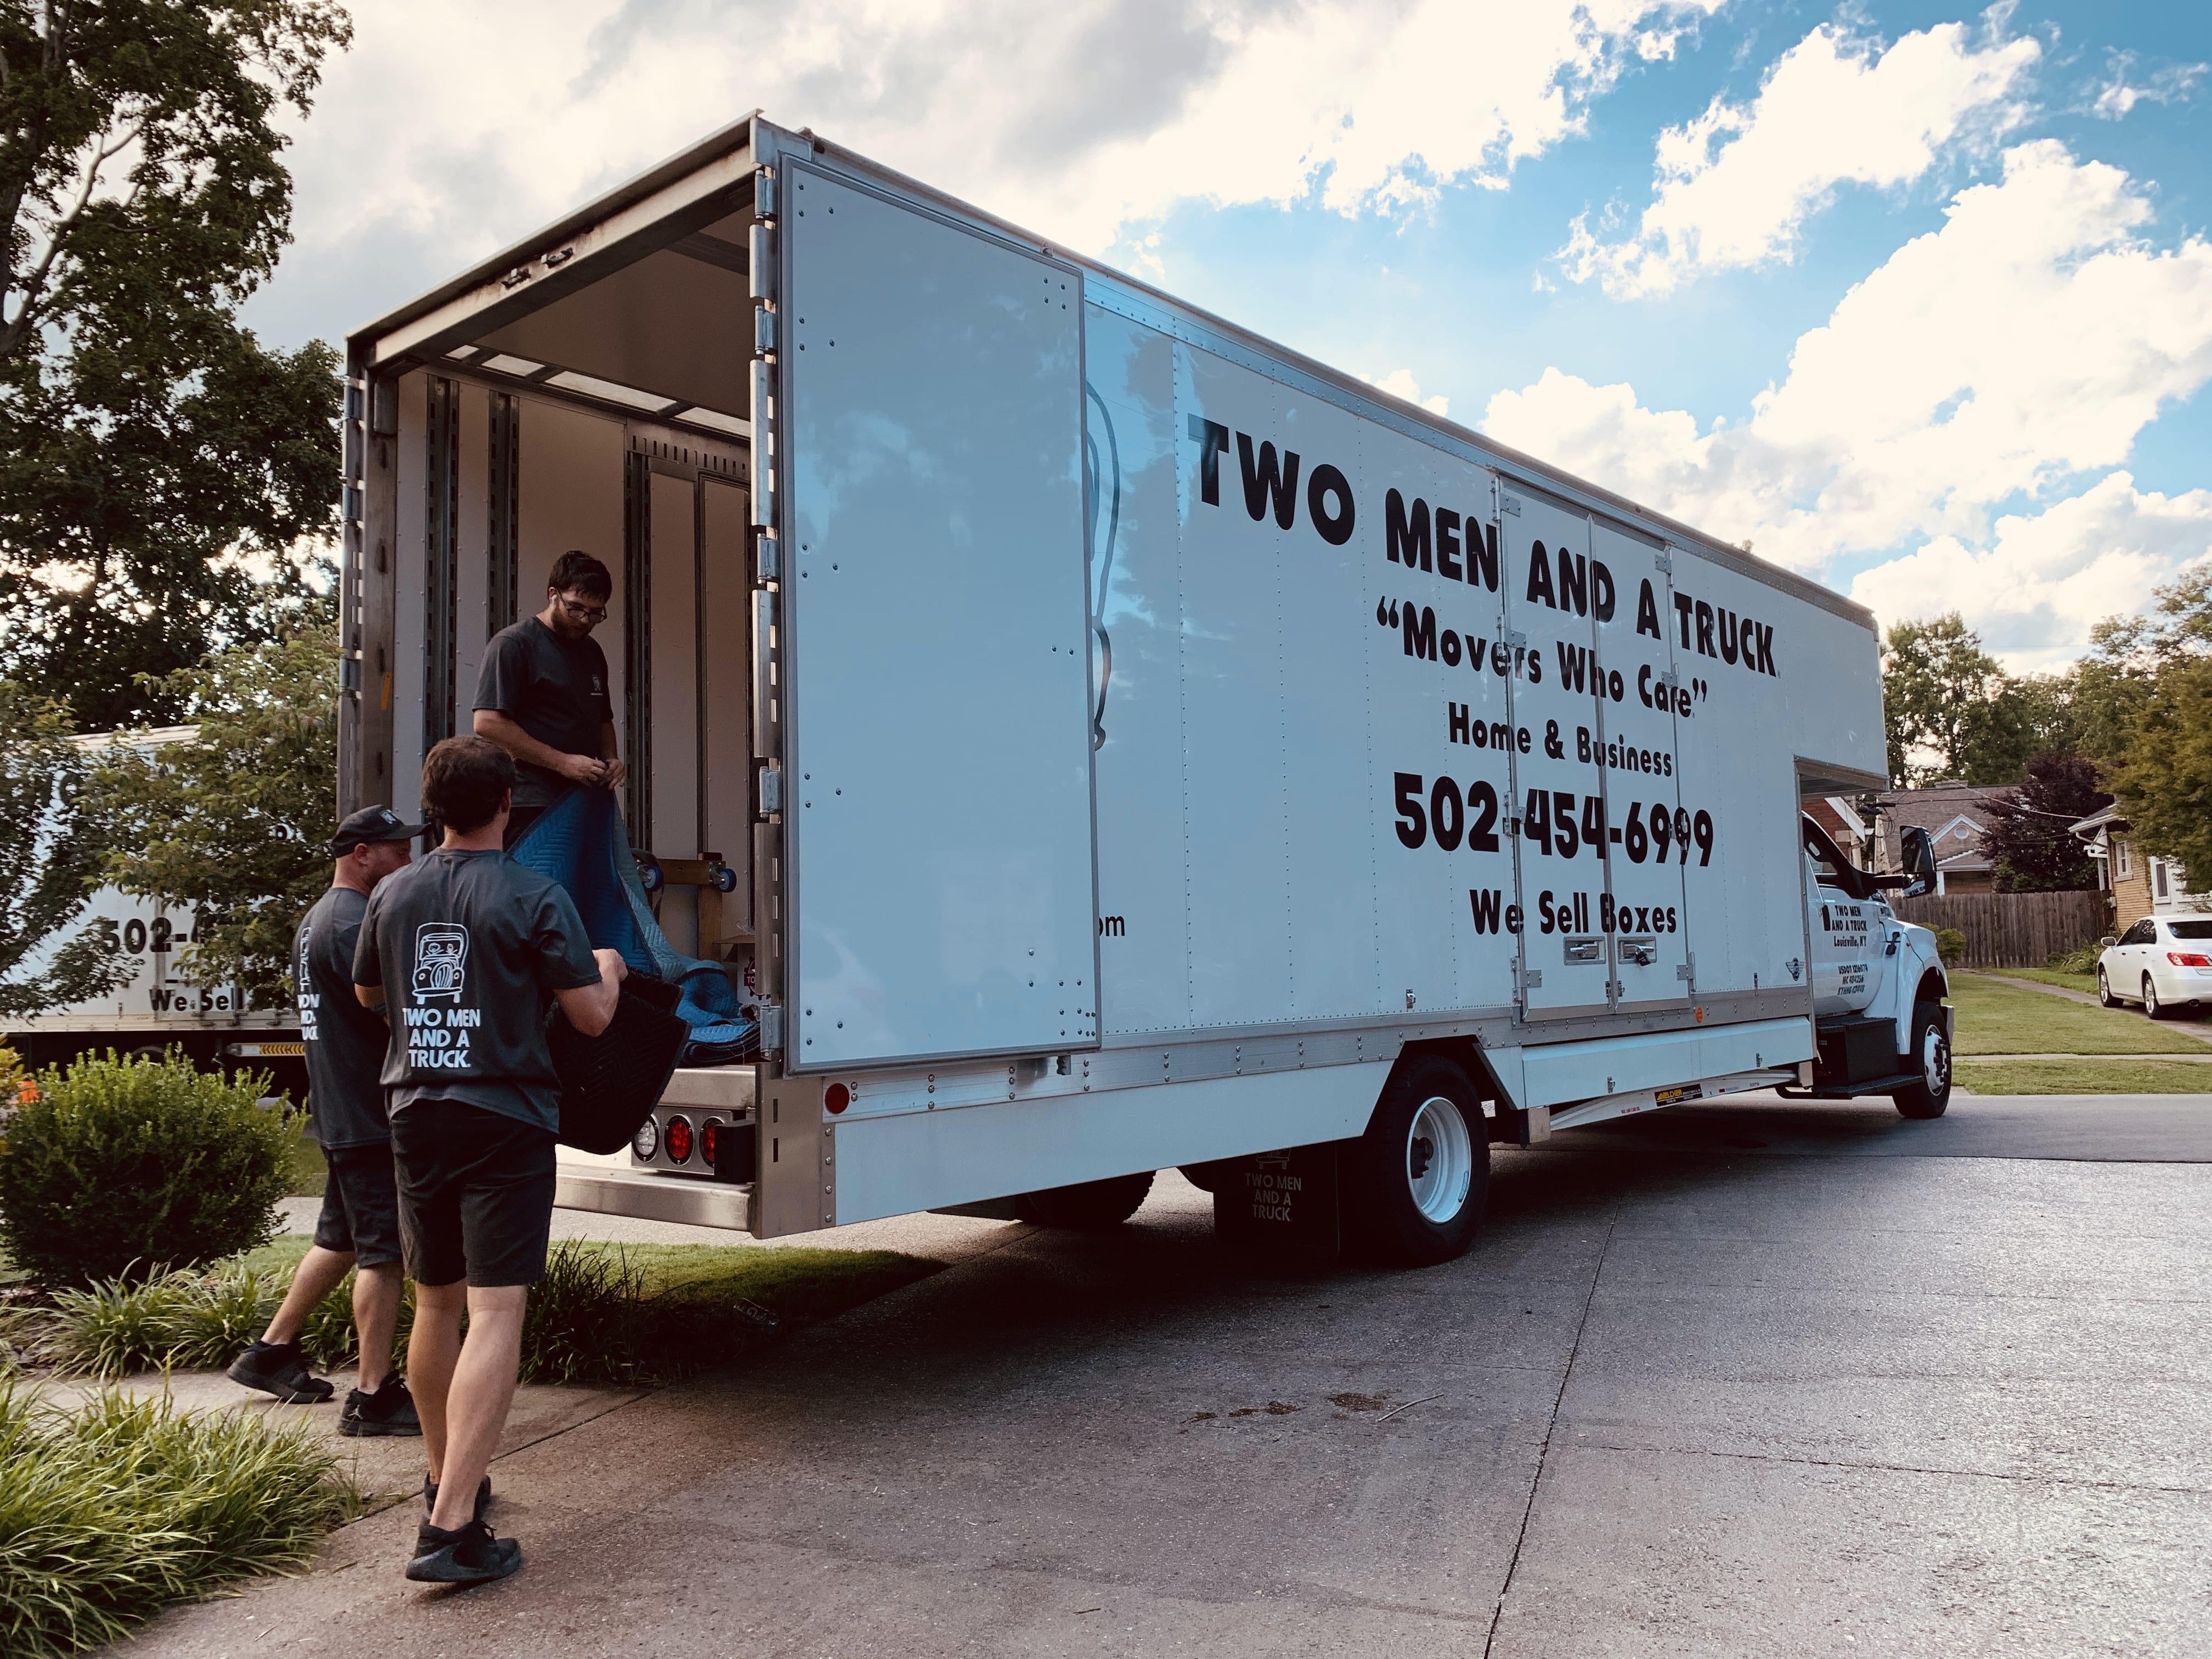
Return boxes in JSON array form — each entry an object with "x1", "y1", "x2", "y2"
[{"x1": 553, "y1": 1156, "x2": 752, "y2": 1232}]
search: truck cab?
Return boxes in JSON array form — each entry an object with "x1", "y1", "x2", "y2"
[{"x1": 1795, "y1": 814, "x2": 1953, "y2": 1117}]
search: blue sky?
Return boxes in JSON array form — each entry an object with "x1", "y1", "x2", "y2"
[{"x1": 250, "y1": 1, "x2": 2212, "y2": 673}]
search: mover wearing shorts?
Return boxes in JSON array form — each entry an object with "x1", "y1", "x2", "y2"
[
  {"x1": 314, "y1": 1146, "x2": 405, "y2": 1268},
  {"x1": 391, "y1": 1103, "x2": 556, "y2": 1288}
]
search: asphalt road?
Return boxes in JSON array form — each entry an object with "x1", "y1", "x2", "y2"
[{"x1": 126, "y1": 1092, "x2": 2212, "y2": 1658}]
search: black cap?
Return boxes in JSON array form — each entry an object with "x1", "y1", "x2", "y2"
[{"x1": 329, "y1": 805, "x2": 426, "y2": 855}]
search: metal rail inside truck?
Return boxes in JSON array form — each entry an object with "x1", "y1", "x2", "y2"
[{"x1": 340, "y1": 114, "x2": 1952, "y2": 1265}]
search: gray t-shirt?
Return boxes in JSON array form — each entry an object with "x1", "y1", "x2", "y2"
[
  {"x1": 352, "y1": 848, "x2": 601, "y2": 1134},
  {"x1": 294, "y1": 885, "x2": 390, "y2": 1148},
  {"x1": 472, "y1": 616, "x2": 613, "y2": 805}
]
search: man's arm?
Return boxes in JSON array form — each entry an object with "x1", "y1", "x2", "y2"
[
  {"x1": 552, "y1": 947, "x2": 628, "y2": 1037},
  {"x1": 355, "y1": 983, "x2": 386, "y2": 1011},
  {"x1": 474, "y1": 708, "x2": 607, "y2": 786},
  {"x1": 597, "y1": 719, "x2": 627, "y2": 789}
]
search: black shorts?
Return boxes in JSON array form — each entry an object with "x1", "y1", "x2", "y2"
[
  {"x1": 313, "y1": 1144, "x2": 404, "y2": 1268},
  {"x1": 390, "y1": 1102, "x2": 557, "y2": 1288}
]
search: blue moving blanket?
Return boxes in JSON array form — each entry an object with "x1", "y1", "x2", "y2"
[{"x1": 511, "y1": 787, "x2": 758, "y2": 1067}]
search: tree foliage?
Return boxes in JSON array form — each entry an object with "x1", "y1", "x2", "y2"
[
  {"x1": 83, "y1": 622, "x2": 336, "y2": 1006},
  {"x1": 1, "y1": 0, "x2": 353, "y2": 731},
  {"x1": 0, "y1": 680, "x2": 129, "y2": 1014},
  {"x1": 1985, "y1": 752, "x2": 2109, "y2": 893},
  {"x1": 1881, "y1": 614, "x2": 2024, "y2": 787},
  {"x1": 2098, "y1": 569, "x2": 2212, "y2": 890}
]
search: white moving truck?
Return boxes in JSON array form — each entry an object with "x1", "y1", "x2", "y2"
[{"x1": 340, "y1": 115, "x2": 1951, "y2": 1263}]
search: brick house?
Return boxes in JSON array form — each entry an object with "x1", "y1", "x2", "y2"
[
  {"x1": 1804, "y1": 795, "x2": 1872, "y2": 866},
  {"x1": 1874, "y1": 781, "x2": 2018, "y2": 896},
  {"x1": 2069, "y1": 804, "x2": 2206, "y2": 931}
]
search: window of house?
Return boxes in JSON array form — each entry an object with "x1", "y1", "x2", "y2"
[
  {"x1": 2115, "y1": 836, "x2": 2132, "y2": 877},
  {"x1": 2154, "y1": 860, "x2": 2170, "y2": 899}
]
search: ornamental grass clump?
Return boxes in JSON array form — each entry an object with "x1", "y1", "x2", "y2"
[
  {"x1": 37, "y1": 1263, "x2": 415, "y2": 1380},
  {"x1": 0, "y1": 1052, "x2": 291, "y2": 1289},
  {"x1": 0, "y1": 1375, "x2": 356, "y2": 1658}
]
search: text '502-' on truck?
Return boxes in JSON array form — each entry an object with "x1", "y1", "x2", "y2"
[{"x1": 342, "y1": 114, "x2": 1950, "y2": 1266}]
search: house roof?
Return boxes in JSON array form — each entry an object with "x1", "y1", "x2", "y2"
[
  {"x1": 1875, "y1": 781, "x2": 2018, "y2": 868},
  {"x1": 2070, "y1": 803, "x2": 2126, "y2": 837}
]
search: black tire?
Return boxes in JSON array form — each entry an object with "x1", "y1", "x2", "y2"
[
  {"x1": 1014, "y1": 1171, "x2": 1155, "y2": 1229},
  {"x1": 1891, "y1": 1001, "x2": 1953, "y2": 1119},
  {"x1": 2143, "y1": 975, "x2": 2172, "y2": 1020},
  {"x1": 1176, "y1": 1161, "x2": 1227, "y2": 1195},
  {"x1": 2097, "y1": 966, "x2": 2121, "y2": 1008},
  {"x1": 1341, "y1": 1057, "x2": 1489, "y2": 1267}
]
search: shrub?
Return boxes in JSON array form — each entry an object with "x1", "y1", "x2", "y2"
[
  {"x1": 2048, "y1": 943, "x2": 2103, "y2": 975},
  {"x1": 0, "y1": 1053, "x2": 291, "y2": 1289},
  {"x1": 1933, "y1": 927, "x2": 1967, "y2": 968},
  {"x1": 37, "y1": 1262, "x2": 416, "y2": 1380},
  {"x1": 0, "y1": 1376, "x2": 354, "y2": 1657}
]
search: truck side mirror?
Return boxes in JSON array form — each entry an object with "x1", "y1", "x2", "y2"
[{"x1": 1900, "y1": 826, "x2": 1936, "y2": 899}]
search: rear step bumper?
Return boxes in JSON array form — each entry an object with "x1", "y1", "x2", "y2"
[{"x1": 554, "y1": 1160, "x2": 752, "y2": 1232}]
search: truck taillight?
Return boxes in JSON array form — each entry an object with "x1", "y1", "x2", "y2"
[
  {"x1": 701, "y1": 1119, "x2": 723, "y2": 1167},
  {"x1": 665, "y1": 1115, "x2": 694, "y2": 1164},
  {"x1": 631, "y1": 1116, "x2": 659, "y2": 1160},
  {"x1": 825, "y1": 1082, "x2": 851, "y2": 1114},
  {"x1": 2169, "y1": 952, "x2": 2212, "y2": 968}
]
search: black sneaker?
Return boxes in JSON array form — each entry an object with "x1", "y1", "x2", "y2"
[
  {"x1": 405, "y1": 1518, "x2": 521, "y2": 1584},
  {"x1": 226, "y1": 1341, "x2": 334, "y2": 1404},
  {"x1": 422, "y1": 1472, "x2": 492, "y2": 1523},
  {"x1": 340, "y1": 1376, "x2": 421, "y2": 1437}
]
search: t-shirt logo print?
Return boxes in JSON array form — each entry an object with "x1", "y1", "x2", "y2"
[{"x1": 411, "y1": 923, "x2": 471, "y2": 1003}]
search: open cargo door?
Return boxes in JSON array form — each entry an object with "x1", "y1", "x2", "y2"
[{"x1": 778, "y1": 163, "x2": 1098, "y2": 1071}]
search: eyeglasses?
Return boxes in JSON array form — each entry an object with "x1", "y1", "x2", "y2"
[{"x1": 556, "y1": 596, "x2": 608, "y2": 624}]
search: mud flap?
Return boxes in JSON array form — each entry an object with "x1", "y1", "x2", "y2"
[{"x1": 1212, "y1": 1144, "x2": 1341, "y2": 1261}]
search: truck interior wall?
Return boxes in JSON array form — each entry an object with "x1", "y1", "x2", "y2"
[
  {"x1": 515, "y1": 396, "x2": 629, "y2": 764},
  {"x1": 452, "y1": 382, "x2": 492, "y2": 718},
  {"x1": 701, "y1": 476, "x2": 753, "y2": 932},
  {"x1": 391, "y1": 370, "x2": 428, "y2": 828}
]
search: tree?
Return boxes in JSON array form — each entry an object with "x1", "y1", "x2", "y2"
[
  {"x1": 1985, "y1": 752, "x2": 2109, "y2": 892},
  {"x1": 2, "y1": 1, "x2": 353, "y2": 732},
  {"x1": 1882, "y1": 613, "x2": 2018, "y2": 786},
  {"x1": 0, "y1": 680, "x2": 130, "y2": 1014},
  {"x1": 83, "y1": 620, "x2": 336, "y2": 1006},
  {"x1": 2097, "y1": 569, "x2": 2212, "y2": 887}
]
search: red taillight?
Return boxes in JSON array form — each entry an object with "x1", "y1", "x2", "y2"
[
  {"x1": 701, "y1": 1120, "x2": 721, "y2": 1168},
  {"x1": 2169, "y1": 952, "x2": 2212, "y2": 968},
  {"x1": 664, "y1": 1115, "x2": 694, "y2": 1164},
  {"x1": 825, "y1": 1082, "x2": 850, "y2": 1114}
]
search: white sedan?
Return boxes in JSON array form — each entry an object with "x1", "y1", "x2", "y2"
[{"x1": 2097, "y1": 916, "x2": 2212, "y2": 1019}]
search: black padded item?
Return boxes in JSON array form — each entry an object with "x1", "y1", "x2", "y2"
[{"x1": 548, "y1": 980, "x2": 689, "y2": 1154}]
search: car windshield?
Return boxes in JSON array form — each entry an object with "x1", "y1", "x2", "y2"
[{"x1": 2169, "y1": 920, "x2": 2212, "y2": 940}]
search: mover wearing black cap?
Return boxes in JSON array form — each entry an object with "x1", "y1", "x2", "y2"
[
  {"x1": 227, "y1": 803, "x2": 425, "y2": 1435},
  {"x1": 354, "y1": 735, "x2": 625, "y2": 1585}
]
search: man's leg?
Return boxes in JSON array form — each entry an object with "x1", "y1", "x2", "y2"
[
  {"x1": 262, "y1": 1246, "x2": 354, "y2": 1345},
  {"x1": 352, "y1": 1263, "x2": 405, "y2": 1393},
  {"x1": 408, "y1": 1280, "x2": 467, "y2": 1489},
  {"x1": 426, "y1": 1284, "x2": 527, "y2": 1532}
]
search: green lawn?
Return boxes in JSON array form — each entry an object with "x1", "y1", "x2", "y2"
[
  {"x1": 285, "y1": 1131, "x2": 326, "y2": 1197},
  {"x1": 1956, "y1": 1058, "x2": 2212, "y2": 1094},
  {"x1": 1988, "y1": 967, "x2": 2101, "y2": 996},
  {"x1": 1949, "y1": 972, "x2": 2211, "y2": 1056}
]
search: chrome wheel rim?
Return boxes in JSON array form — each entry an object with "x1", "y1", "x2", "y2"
[
  {"x1": 1406, "y1": 1096, "x2": 1475, "y2": 1224},
  {"x1": 1922, "y1": 1028, "x2": 1949, "y2": 1094},
  {"x1": 2145, "y1": 978, "x2": 2160, "y2": 1014}
]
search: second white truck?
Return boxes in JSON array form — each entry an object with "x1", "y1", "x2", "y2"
[{"x1": 337, "y1": 115, "x2": 1950, "y2": 1263}]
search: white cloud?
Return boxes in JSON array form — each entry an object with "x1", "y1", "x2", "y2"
[
  {"x1": 1849, "y1": 475, "x2": 2212, "y2": 671},
  {"x1": 2086, "y1": 49, "x2": 2209, "y2": 121},
  {"x1": 1486, "y1": 140, "x2": 2212, "y2": 575},
  {"x1": 1366, "y1": 368, "x2": 1449, "y2": 416},
  {"x1": 264, "y1": 0, "x2": 1722, "y2": 340},
  {"x1": 1558, "y1": 18, "x2": 2039, "y2": 297}
]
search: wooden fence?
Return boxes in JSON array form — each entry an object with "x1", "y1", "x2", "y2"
[{"x1": 1893, "y1": 890, "x2": 2107, "y2": 969}]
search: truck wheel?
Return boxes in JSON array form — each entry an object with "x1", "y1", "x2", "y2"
[
  {"x1": 1891, "y1": 1002, "x2": 1952, "y2": 1119},
  {"x1": 2143, "y1": 975, "x2": 2171, "y2": 1020},
  {"x1": 2097, "y1": 966, "x2": 2121, "y2": 1008},
  {"x1": 1014, "y1": 1171, "x2": 1155, "y2": 1229},
  {"x1": 1342, "y1": 1058, "x2": 1488, "y2": 1267}
]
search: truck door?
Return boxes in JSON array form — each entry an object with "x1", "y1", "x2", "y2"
[
  {"x1": 1591, "y1": 522, "x2": 1690, "y2": 1009},
  {"x1": 778, "y1": 165, "x2": 1098, "y2": 1071},
  {"x1": 1501, "y1": 488, "x2": 1612, "y2": 1018}
]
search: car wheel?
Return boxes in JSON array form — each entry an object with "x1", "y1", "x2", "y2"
[
  {"x1": 2097, "y1": 966, "x2": 2121, "y2": 1008},
  {"x1": 2143, "y1": 975, "x2": 2171, "y2": 1020},
  {"x1": 1341, "y1": 1057, "x2": 1489, "y2": 1266},
  {"x1": 1892, "y1": 1001, "x2": 1952, "y2": 1120},
  {"x1": 1013, "y1": 1171, "x2": 1155, "y2": 1229}
]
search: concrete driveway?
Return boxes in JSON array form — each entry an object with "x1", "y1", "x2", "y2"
[{"x1": 125, "y1": 1092, "x2": 2212, "y2": 1658}]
